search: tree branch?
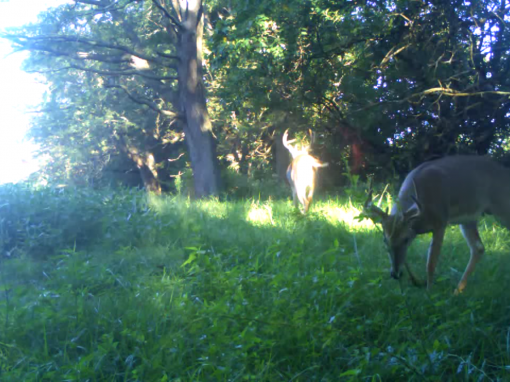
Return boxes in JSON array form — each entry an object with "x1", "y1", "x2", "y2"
[
  {"x1": 143, "y1": 77, "x2": 180, "y2": 105},
  {"x1": 105, "y1": 84, "x2": 180, "y2": 117},
  {"x1": 415, "y1": 87, "x2": 510, "y2": 97},
  {"x1": 27, "y1": 64, "x2": 178, "y2": 81},
  {"x1": 380, "y1": 44, "x2": 411, "y2": 66},
  {"x1": 74, "y1": 0, "x2": 109, "y2": 5},
  {"x1": 23, "y1": 44, "x2": 131, "y2": 64},
  {"x1": 157, "y1": 51, "x2": 180, "y2": 61},
  {"x1": 352, "y1": 88, "x2": 510, "y2": 113},
  {"x1": 14, "y1": 42, "x2": 178, "y2": 73},
  {"x1": 151, "y1": 0, "x2": 183, "y2": 31},
  {"x1": 3, "y1": 33, "x2": 171, "y2": 68},
  {"x1": 26, "y1": 105, "x2": 78, "y2": 113}
]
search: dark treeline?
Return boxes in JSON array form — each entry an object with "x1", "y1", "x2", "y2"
[{"x1": 2, "y1": 0, "x2": 509, "y2": 196}]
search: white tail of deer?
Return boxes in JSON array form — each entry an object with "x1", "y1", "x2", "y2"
[
  {"x1": 283, "y1": 129, "x2": 328, "y2": 214},
  {"x1": 364, "y1": 155, "x2": 510, "y2": 294}
]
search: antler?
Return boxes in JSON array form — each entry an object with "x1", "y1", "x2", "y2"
[
  {"x1": 363, "y1": 178, "x2": 388, "y2": 222},
  {"x1": 363, "y1": 178, "x2": 375, "y2": 208},
  {"x1": 282, "y1": 129, "x2": 298, "y2": 157},
  {"x1": 309, "y1": 129, "x2": 315, "y2": 144},
  {"x1": 282, "y1": 129, "x2": 296, "y2": 148}
]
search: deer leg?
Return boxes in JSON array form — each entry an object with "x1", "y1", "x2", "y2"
[
  {"x1": 304, "y1": 197, "x2": 311, "y2": 214},
  {"x1": 303, "y1": 185, "x2": 314, "y2": 214},
  {"x1": 307, "y1": 185, "x2": 315, "y2": 213},
  {"x1": 296, "y1": 188, "x2": 307, "y2": 214},
  {"x1": 455, "y1": 222, "x2": 484, "y2": 295},
  {"x1": 404, "y1": 262, "x2": 425, "y2": 287},
  {"x1": 426, "y1": 227, "x2": 446, "y2": 290},
  {"x1": 291, "y1": 187, "x2": 298, "y2": 208}
]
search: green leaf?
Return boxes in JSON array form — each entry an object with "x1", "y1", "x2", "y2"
[
  {"x1": 181, "y1": 253, "x2": 197, "y2": 267},
  {"x1": 339, "y1": 369, "x2": 361, "y2": 377}
]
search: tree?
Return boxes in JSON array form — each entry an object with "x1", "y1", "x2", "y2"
[
  {"x1": 4, "y1": 0, "x2": 509, "y2": 193},
  {"x1": 207, "y1": 0, "x2": 510, "y2": 183},
  {"x1": 2, "y1": 0, "x2": 220, "y2": 196}
]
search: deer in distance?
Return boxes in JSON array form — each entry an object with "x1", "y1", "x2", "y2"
[
  {"x1": 364, "y1": 155, "x2": 510, "y2": 294},
  {"x1": 282, "y1": 129, "x2": 328, "y2": 214}
]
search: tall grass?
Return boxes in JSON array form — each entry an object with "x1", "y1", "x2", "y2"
[{"x1": 0, "y1": 184, "x2": 510, "y2": 380}]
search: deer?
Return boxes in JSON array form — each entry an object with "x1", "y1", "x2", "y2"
[
  {"x1": 363, "y1": 155, "x2": 510, "y2": 294},
  {"x1": 282, "y1": 129, "x2": 328, "y2": 214}
]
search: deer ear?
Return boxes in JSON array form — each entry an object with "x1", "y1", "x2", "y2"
[
  {"x1": 410, "y1": 193, "x2": 422, "y2": 210},
  {"x1": 403, "y1": 177, "x2": 422, "y2": 222}
]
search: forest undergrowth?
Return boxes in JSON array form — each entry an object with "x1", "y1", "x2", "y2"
[{"x1": 0, "y1": 184, "x2": 510, "y2": 381}]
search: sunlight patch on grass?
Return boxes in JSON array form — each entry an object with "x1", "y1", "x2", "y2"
[
  {"x1": 147, "y1": 194, "x2": 232, "y2": 219},
  {"x1": 193, "y1": 197, "x2": 231, "y2": 218},
  {"x1": 246, "y1": 201, "x2": 274, "y2": 226},
  {"x1": 315, "y1": 200, "x2": 377, "y2": 231},
  {"x1": 146, "y1": 193, "x2": 185, "y2": 213}
]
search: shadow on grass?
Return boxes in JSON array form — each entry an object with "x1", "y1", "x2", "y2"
[{"x1": 1, "y1": 193, "x2": 510, "y2": 380}]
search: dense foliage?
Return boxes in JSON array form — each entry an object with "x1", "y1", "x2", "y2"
[
  {"x1": 1, "y1": 185, "x2": 510, "y2": 380},
  {"x1": 1, "y1": 3, "x2": 510, "y2": 380},
  {"x1": 3, "y1": 0, "x2": 219, "y2": 196},
  {"x1": 208, "y1": 0, "x2": 510, "y2": 182},
  {"x1": 2, "y1": 0, "x2": 509, "y2": 193}
]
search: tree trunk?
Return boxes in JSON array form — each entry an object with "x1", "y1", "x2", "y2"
[
  {"x1": 274, "y1": 132, "x2": 290, "y2": 184},
  {"x1": 178, "y1": 0, "x2": 221, "y2": 198},
  {"x1": 116, "y1": 134, "x2": 162, "y2": 194},
  {"x1": 239, "y1": 141, "x2": 250, "y2": 175},
  {"x1": 138, "y1": 164, "x2": 162, "y2": 194}
]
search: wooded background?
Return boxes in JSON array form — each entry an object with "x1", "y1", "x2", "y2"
[{"x1": 2, "y1": 0, "x2": 509, "y2": 197}]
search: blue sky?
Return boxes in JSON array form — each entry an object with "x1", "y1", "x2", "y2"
[{"x1": 0, "y1": 0, "x2": 70, "y2": 184}]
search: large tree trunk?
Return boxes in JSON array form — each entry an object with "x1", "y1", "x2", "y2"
[
  {"x1": 178, "y1": 0, "x2": 221, "y2": 198},
  {"x1": 116, "y1": 134, "x2": 162, "y2": 194},
  {"x1": 274, "y1": 132, "x2": 290, "y2": 184},
  {"x1": 138, "y1": 164, "x2": 162, "y2": 194}
]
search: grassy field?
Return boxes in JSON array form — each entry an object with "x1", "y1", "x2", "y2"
[{"x1": 1, "y1": 185, "x2": 510, "y2": 381}]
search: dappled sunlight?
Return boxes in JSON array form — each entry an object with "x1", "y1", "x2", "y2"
[
  {"x1": 335, "y1": 205, "x2": 374, "y2": 230},
  {"x1": 478, "y1": 218, "x2": 510, "y2": 253},
  {"x1": 246, "y1": 201, "x2": 274, "y2": 226},
  {"x1": 6, "y1": 186, "x2": 510, "y2": 380},
  {"x1": 314, "y1": 201, "x2": 378, "y2": 231},
  {"x1": 147, "y1": 194, "x2": 379, "y2": 233},
  {"x1": 147, "y1": 194, "x2": 231, "y2": 219},
  {"x1": 145, "y1": 193, "x2": 181, "y2": 214},
  {"x1": 193, "y1": 198, "x2": 233, "y2": 218}
]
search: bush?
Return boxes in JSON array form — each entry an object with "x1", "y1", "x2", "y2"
[{"x1": 0, "y1": 184, "x2": 157, "y2": 257}]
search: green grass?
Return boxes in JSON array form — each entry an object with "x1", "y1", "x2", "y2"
[{"x1": 1, "y1": 185, "x2": 510, "y2": 380}]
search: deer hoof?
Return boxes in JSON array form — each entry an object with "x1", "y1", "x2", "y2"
[
  {"x1": 411, "y1": 279, "x2": 426, "y2": 288},
  {"x1": 454, "y1": 281, "x2": 467, "y2": 296},
  {"x1": 453, "y1": 287, "x2": 465, "y2": 296}
]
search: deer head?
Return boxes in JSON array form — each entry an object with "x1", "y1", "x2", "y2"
[
  {"x1": 282, "y1": 129, "x2": 308, "y2": 158},
  {"x1": 364, "y1": 181, "x2": 421, "y2": 280}
]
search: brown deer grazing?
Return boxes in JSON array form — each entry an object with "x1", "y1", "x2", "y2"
[
  {"x1": 283, "y1": 129, "x2": 328, "y2": 214},
  {"x1": 364, "y1": 155, "x2": 510, "y2": 294}
]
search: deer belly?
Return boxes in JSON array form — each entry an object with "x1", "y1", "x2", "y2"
[{"x1": 448, "y1": 210, "x2": 484, "y2": 225}]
